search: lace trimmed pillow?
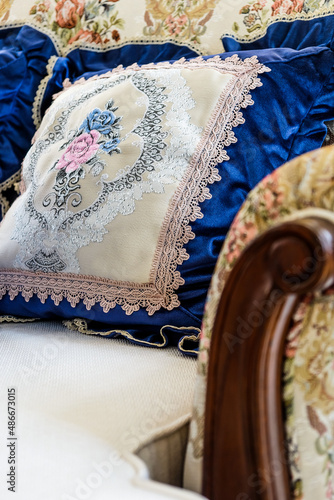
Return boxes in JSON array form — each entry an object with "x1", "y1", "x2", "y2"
[{"x1": 0, "y1": 54, "x2": 269, "y2": 352}]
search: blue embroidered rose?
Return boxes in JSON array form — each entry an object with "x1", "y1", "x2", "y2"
[
  {"x1": 80, "y1": 108, "x2": 116, "y2": 136},
  {"x1": 101, "y1": 137, "x2": 121, "y2": 154}
]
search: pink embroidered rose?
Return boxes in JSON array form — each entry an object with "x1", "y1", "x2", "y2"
[
  {"x1": 199, "y1": 349, "x2": 208, "y2": 365},
  {"x1": 69, "y1": 29, "x2": 103, "y2": 44},
  {"x1": 38, "y1": 0, "x2": 51, "y2": 12},
  {"x1": 165, "y1": 14, "x2": 188, "y2": 35},
  {"x1": 55, "y1": 0, "x2": 85, "y2": 29},
  {"x1": 56, "y1": 130, "x2": 100, "y2": 173},
  {"x1": 272, "y1": 0, "x2": 304, "y2": 16},
  {"x1": 201, "y1": 336, "x2": 211, "y2": 350},
  {"x1": 251, "y1": 2, "x2": 264, "y2": 11}
]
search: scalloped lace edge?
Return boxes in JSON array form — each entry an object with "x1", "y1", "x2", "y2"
[
  {"x1": 32, "y1": 54, "x2": 58, "y2": 128},
  {"x1": 0, "y1": 169, "x2": 21, "y2": 218},
  {"x1": 1, "y1": 55, "x2": 270, "y2": 316}
]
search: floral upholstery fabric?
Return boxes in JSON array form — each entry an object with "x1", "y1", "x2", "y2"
[
  {"x1": 1, "y1": 0, "x2": 225, "y2": 55},
  {"x1": 221, "y1": 0, "x2": 334, "y2": 51},
  {"x1": 2, "y1": 0, "x2": 333, "y2": 55},
  {"x1": 185, "y1": 145, "x2": 334, "y2": 498}
]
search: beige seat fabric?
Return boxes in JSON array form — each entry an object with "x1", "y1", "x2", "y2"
[{"x1": 0, "y1": 321, "x2": 200, "y2": 500}]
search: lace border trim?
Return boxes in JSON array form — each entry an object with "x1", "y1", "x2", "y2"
[
  {"x1": 32, "y1": 55, "x2": 58, "y2": 128},
  {"x1": 0, "y1": 170, "x2": 21, "y2": 219},
  {"x1": 221, "y1": 6, "x2": 334, "y2": 44},
  {"x1": 0, "y1": 315, "x2": 38, "y2": 323},
  {"x1": 1, "y1": 55, "x2": 270, "y2": 316},
  {"x1": 63, "y1": 318, "x2": 200, "y2": 351}
]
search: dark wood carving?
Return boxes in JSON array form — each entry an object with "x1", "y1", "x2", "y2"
[{"x1": 203, "y1": 217, "x2": 334, "y2": 500}]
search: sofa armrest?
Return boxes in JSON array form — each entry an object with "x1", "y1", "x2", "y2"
[{"x1": 203, "y1": 216, "x2": 334, "y2": 500}]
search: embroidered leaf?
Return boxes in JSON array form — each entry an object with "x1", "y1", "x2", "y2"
[
  {"x1": 315, "y1": 435, "x2": 329, "y2": 456},
  {"x1": 247, "y1": 23, "x2": 262, "y2": 32},
  {"x1": 232, "y1": 21, "x2": 240, "y2": 32},
  {"x1": 101, "y1": 2, "x2": 115, "y2": 15},
  {"x1": 198, "y1": 10, "x2": 213, "y2": 26},
  {"x1": 144, "y1": 10, "x2": 153, "y2": 27},
  {"x1": 51, "y1": 21, "x2": 59, "y2": 33},
  {"x1": 113, "y1": 18, "x2": 124, "y2": 29},
  {"x1": 84, "y1": 8, "x2": 95, "y2": 21},
  {"x1": 308, "y1": 405, "x2": 327, "y2": 436}
]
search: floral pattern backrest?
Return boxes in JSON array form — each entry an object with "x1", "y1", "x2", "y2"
[
  {"x1": 0, "y1": 0, "x2": 333, "y2": 222},
  {"x1": 184, "y1": 145, "x2": 334, "y2": 499},
  {"x1": 1, "y1": 0, "x2": 333, "y2": 55}
]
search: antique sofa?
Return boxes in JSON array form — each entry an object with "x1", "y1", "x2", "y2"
[{"x1": 0, "y1": 1, "x2": 334, "y2": 499}]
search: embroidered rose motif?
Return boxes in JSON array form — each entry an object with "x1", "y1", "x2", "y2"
[
  {"x1": 112, "y1": 29, "x2": 120, "y2": 42},
  {"x1": 37, "y1": 0, "x2": 50, "y2": 13},
  {"x1": 55, "y1": 0, "x2": 85, "y2": 29},
  {"x1": 29, "y1": 0, "x2": 124, "y2": 47},
  {"x1": 243, "y1": 12, "x2": 257, "y2": 27},
  {"x1": 69, "y1": 29, "x2": 103, "y2": 45},
  {"x1": 165, "y1": 14, "x2": 188, "y2": 35},
  {"x1": 80, "y1": 108, "x2": 117, "y2": 136},
  {"x1": 56, "y1": 130, "x2": 100, "y2": 173},
  {"x1": 101, "y1": 137, "x2": 121, "y2": 154},
  {"x1": 271, "y1": 0, "x2": 304, "y2": 15}
]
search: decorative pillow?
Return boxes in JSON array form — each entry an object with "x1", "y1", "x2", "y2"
[
  {"x1": 221, "y1": 0, "x2": 334, "y2": 52},
  {"x1": 0, "y1": 0, "x2": 228, "y2": 219},
  {"x1": 0, "y1": 25, "x2": 57, "y2": 220},
  {"x1": 0, "y1": 45, "x2": 333, "y2": 354}
]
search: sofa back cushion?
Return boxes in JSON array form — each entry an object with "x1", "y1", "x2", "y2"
[{"x1": 221, "y1": 0, "x2": 334, "y2": 52}]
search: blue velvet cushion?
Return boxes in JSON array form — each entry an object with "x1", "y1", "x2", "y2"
[
  {"x1": 0, "y1": 44, "x2": 333, "y2": 355},
  {"x1": 0, "y1": 25, "x2": 57, "y2": 219}
]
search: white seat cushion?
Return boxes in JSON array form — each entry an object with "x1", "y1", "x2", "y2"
[{"x1": 0, "y1": 321, "x2": 202, "y2": 499}]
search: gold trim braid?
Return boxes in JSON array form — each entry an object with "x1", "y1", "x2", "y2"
[
  {"x1": 0, "y1": 169, "x2": 21, "y2": 219},
  {"x1": 32, "y1": 55, "x2": 59, "y2": 128},
  {"x1": 63, "y1": 318, "x2": 200, "y2": 350}
]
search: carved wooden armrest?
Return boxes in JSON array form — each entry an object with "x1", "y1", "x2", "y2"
[{"x1": 203, "y1": 216, "x2": 334, "y2": 500}]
